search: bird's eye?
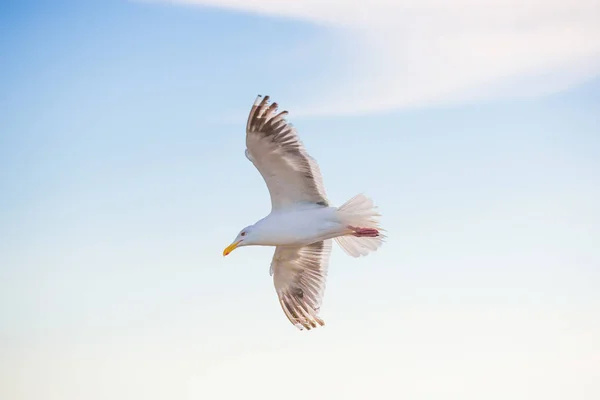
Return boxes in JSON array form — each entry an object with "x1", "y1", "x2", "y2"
[{"x1": 241, "y1": 232, "x2": 246, "y2": 236}]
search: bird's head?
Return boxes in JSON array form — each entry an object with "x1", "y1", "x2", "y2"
[{"x1": 223, "y1": 225, "x2": 255, "y2": 256}]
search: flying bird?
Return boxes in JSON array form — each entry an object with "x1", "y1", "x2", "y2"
[{"x1": 223, "y1": 95, "x2": 385, "y2": 330}]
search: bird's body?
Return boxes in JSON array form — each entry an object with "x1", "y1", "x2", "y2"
[
  {"x1": 223, "y1": 95, "x2": 385, "y2": 330},
  {"x1": 249, "y1": 206, "x2": 343, "y2": 247}
]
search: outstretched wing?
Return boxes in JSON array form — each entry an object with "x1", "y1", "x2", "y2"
[
  {"x1": 245, "y1": 95, "x2": 329, "y2": 211},
  {"x1": 270, "y1": 240, "x2": 332, "y2": 330}
]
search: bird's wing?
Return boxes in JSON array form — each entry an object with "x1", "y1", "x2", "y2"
[
  {"x1": 245, "y1": 95, "x2": 329, "y2": 211},
  {"x1": 270, "y1": 240, "x2": 332, "y2": 330}
]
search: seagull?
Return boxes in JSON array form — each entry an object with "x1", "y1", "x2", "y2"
[{"x1": 223, "y1": 95, "x2": 385, "y2": 330}]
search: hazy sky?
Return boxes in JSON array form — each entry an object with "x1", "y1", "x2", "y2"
[{"x1": 1, "y1": 1, "x2": 599, "y2": 399}]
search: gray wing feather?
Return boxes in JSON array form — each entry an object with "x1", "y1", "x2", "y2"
[
  {"x1": 271, "y1": 240, "x2": 332, "y2": 330},
  {"x1": 245, "y1": 95, "x2": 329, "y2": 210}
]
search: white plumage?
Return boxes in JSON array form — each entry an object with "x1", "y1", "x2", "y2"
[{"x1": 223, "y1": 95, "x2": 385, "y2": 330}]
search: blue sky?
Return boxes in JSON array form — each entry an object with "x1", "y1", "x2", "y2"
[{"x1": 1, "y1": 1, "x2": 599, "y2": 399}]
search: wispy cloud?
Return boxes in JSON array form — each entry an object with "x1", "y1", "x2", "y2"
[{"x1": 150, "y1": 0, "x2": 600, "y2": 116}]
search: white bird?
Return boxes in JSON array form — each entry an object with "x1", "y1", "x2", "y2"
[{"x1": 223, "y1": 95, "x2": 385, "y2": 330}]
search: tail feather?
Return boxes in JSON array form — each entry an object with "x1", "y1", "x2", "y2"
[{"x1": 334, "y1": 193, "x2": 385, "y2": 258}]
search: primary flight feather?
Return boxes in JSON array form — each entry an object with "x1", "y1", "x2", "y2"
[{"x1": 223, "y1": 95, "x2": 385, "y2": 331}]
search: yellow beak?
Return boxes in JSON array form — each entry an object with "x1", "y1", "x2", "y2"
[{"x1": 223, "y1": 240, "x2": 241, "y2": 256}]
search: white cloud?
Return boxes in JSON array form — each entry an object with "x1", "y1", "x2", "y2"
[{"x1": 153, "y1": 0, "x2": 600, "y2": 115}]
